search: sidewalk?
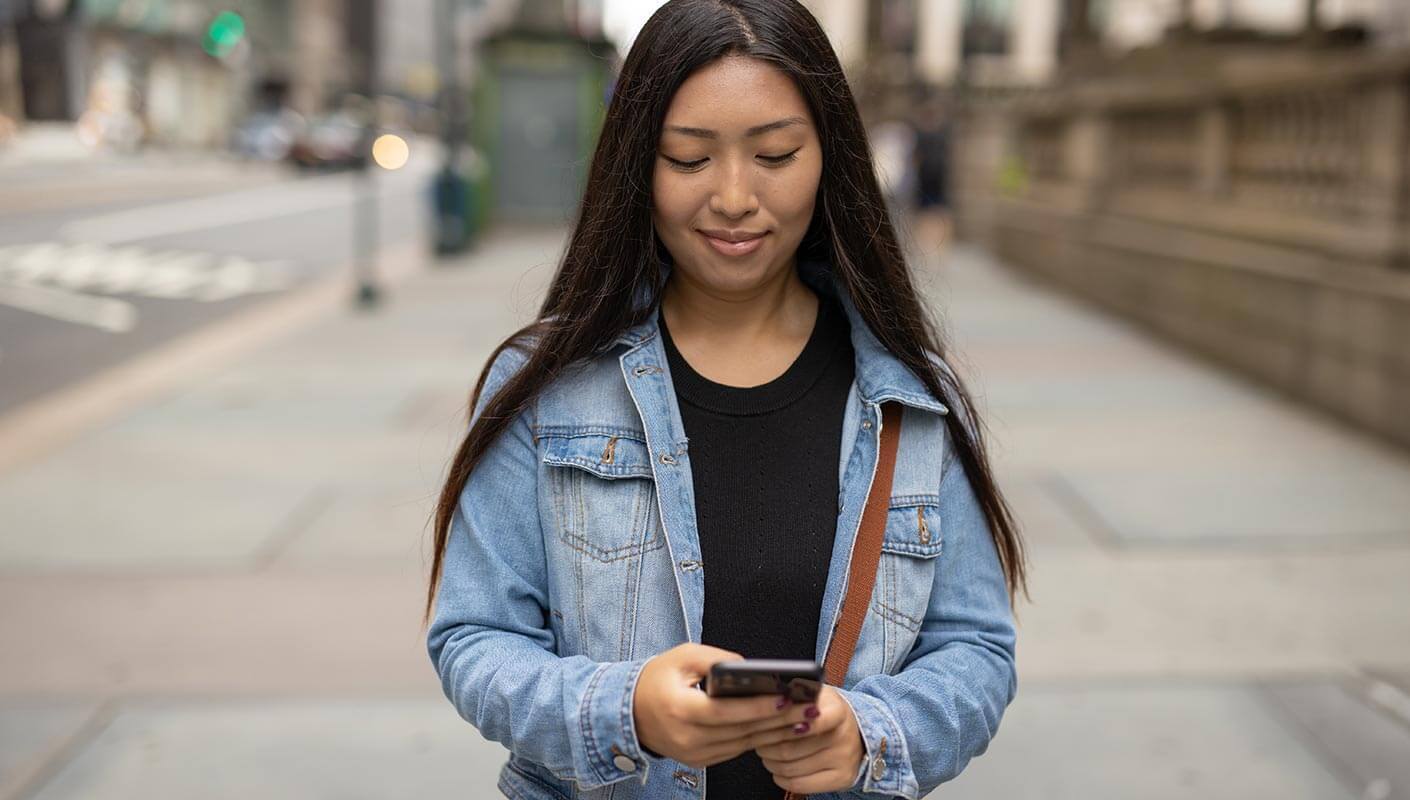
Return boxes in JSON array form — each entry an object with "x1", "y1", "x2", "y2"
[{"x1": 1, "y1": 225, "x2": 1408, "y2": 798}]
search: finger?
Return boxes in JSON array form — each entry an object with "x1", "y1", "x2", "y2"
[
  {"x1": 740, "y1": 692, "x2": 835, "y2": 741},
  {"x1": 691, "y1": 701, "x2": 815, "y2": 748},
  {"x1": 751, "y1": 727, "x2": 830, "y2": 761},
  {"x1": 772, "y1": 767, "x2": 854, "y2": 795},
  {"x1": 760, "y1": 745, "x2": 841, "y2": 779},
  {"x1": 673, "y1": 645, "x2": 744, "y2": 686},
  {"x1": 681, "y1": 691, "x2": 800, "y2": 727}
]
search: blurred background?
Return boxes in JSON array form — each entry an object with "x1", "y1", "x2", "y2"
[{"x1": 1, "y1": 0, "x2": 1408, "y2": 797}]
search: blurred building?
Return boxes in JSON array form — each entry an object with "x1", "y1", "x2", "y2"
[
  {"x1": 465, "y1": 0, "x2": 617, "y2": 223},
  {"x1": 802, "y1": 0, "x2": 1410, "y2": 97},
  {"x1": 942, "y1": 0, "x2": 1410, "y2": 449},
  {"x1": 0, "y1": 0, "x2": 444, "y2": 150},
  {"x1": 5, "y1": 0, "x2": 289, "y2": 147}
]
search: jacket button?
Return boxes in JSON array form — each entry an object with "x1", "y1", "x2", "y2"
[
  {"x1": 861, "y1": 418, "x2": 872, "y2": 430},
  {"x1": 613, "y1": 753, "x2": 638, "y2": 772},
  {"x1": 870, "y1": 754, "x2": 885, "y2": 780}
]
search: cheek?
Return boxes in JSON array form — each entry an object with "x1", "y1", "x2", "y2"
[
  {"x1": 764, "y1": 160, "x2": 822, "y2": 223},
  {"x1": 651, "y1": 169, "x2": 696, "y2": 227}
]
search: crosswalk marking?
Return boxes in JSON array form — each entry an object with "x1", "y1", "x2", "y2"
[
  {"x1": 0, "y1": 241, "x2": 298, "y2": 331},
  {"x1": 0, "y1": 281, "x2": 137, "y2": 332}
]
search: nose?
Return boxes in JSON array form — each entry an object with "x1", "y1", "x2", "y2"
[{"x1": 708, "y1": 157, "x2": 758, "y2": 219}]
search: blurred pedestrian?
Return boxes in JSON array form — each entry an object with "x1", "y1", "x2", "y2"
[
  {"x1": 424, "y1": 2, "x2": 1027, "y2": 799},
  {"x1": 912, "y1": 97, "x2": 953, "y2": 255}
]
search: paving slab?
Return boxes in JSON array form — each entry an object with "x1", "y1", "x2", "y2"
[
  {"x1": 1060, "y1": 465, "x2": 1410, "y2": 546},
  {"x1": 1259, "y1": 679, "x2": 1410, "y2": 800},
  {"x1": 0, "y1": 701, "x2": 104, "y2": 800},
  {"x1": 0, "y1": 573, "x2": 436, "y2": 695},
  {"x1": 991, "y1": 469, "x2": 1104, "y2": 552},
  {"x1": 940, "y1": 682, "x2": 1358, "y2": 799},
  {"x1": 22, "y1": 699, "x2": 506, "y2": 800},
  {"x1": 0, "y1": 439, "x2": 312, "y2": 570}
]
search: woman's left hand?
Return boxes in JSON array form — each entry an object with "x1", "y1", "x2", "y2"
[{"x1": 752, "y1": 685, "x2": 865, "y2": 794}]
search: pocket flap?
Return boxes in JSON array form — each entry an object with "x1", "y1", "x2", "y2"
[
  {"x1": 881, "y1": 495, "x2": 942, "y2": 558},
  {"x1": 539, "y1": 431, "x2": 654, "y2": 480}
]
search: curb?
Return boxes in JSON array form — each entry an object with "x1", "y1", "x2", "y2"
[{"x1": 0, "y1": 240, "x2": 426, "y2": 475}]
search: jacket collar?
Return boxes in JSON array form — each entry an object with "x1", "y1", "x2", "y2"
[{"x1": 610, "y1": 256, "x2": 949, "y2": 416}]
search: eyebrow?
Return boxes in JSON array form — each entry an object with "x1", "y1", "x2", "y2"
[{"x1": 663, "y1": 116, "x2": 809, "y2": 139}]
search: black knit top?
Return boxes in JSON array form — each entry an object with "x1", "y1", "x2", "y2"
[{"x1": 657, "y1": 287, "x2": 855, "y2": 799}]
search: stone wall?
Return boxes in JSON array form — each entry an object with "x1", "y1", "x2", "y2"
[{"x1": 955, "y1": 50, "x2": 1410, "y2": 447}]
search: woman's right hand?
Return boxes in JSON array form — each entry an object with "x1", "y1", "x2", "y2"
[{"x1": 632, "y1": 643, "x2": 819, "y2": 769}]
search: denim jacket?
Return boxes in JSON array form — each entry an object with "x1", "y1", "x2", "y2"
[{"x1": 427, "y1": 257, "x2": 1017, "y2": 800}]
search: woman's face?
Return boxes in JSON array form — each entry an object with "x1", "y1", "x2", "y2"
[{"x1": 651, "y1": 55, "x2": 823, "y2": 296}]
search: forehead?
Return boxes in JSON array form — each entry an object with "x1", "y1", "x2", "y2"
[{"x1": 662, "y1": 56, "x2": 812, "y2": 131}]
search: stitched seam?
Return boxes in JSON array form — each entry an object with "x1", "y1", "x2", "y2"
[
  {"x1": 875, "y1": 600, "x2": 923, "y2": 631},
  {"x1": 502, "y1": 762, "x2": 577, "y2": 800},
  {"x1": 880, "y1": 541, "x2": 944, "y2": 558},
  {"x1": 543, "y1": 457, "x2": 654, "y2": 479},
  {"x1": 580, "y1": 664, "x2": 608, "y2": 783},
  {"x1": 887, "y1": 494, "x2": 941, "y2": 508},
  {"x1": 532, "y1": 423, "x2": 648, "y2": 440},
  {"x1": 498, "y1": 773, "x2": 528, "y2": 800},
  {"x1": 559, "y1": 529, "x2": 666, "y2": 563},
  {"x1": 533, "y1": 425, "x2": 649, "y2": 441},
  {"x1": 620, "y1": 661, "x2": 639, "y2": 768}
]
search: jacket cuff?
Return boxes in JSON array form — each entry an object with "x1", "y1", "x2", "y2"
[
  {"x1": 834, "y1": 686, "x2": 921, "y2": 800},
  {"x1": 577, "y1": 657, "x2": 655, "y2": 789}
]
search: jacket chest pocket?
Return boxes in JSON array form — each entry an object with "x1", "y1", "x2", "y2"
[
  {"x1": 874, "y1": 495, "x2": 943, "y2": 674},
  {"x1": 538, "y1": 431, "x2": 665, "y2": 663},
  {"x1": 539, "y1": 432, "x2": 664, "y2": 562}
]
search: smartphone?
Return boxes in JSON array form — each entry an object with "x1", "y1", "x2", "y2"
[{"x1": 705, "y1": 659, "x2": 823, "y2": 703}]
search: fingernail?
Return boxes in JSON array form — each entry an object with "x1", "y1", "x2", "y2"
[
  {"x1": 775, "y1": 696, "x2": 791, "y2": 710},
  {"x1": 804, "y1": 705, "x2": 819, "y2": 719},
  {"x1": 792, "y1": 722, "x2": 810, "y2": 735}
]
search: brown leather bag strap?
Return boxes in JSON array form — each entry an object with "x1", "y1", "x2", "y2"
[
  {"x1": 782, "y1": 401, "x2": 902, "y2": 800},
  {"x1": 824, "y1": 401, "x2": 902, "y2": 686}
]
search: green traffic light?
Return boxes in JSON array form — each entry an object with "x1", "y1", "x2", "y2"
[{"x1": 203, "y1": 11, "x2": 246, "y2": 58}]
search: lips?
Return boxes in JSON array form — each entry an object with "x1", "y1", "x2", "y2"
[
  {"x1": 699, "y1": 229, "x2": 768, "y2": 257},
  {"x1": 699, "y1": 229, "x2": 767, "y2": 243}
]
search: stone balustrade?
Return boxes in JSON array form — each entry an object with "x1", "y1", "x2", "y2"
[{"x1": 954, "y1": 49, "x2": 1410, "y2": 447}]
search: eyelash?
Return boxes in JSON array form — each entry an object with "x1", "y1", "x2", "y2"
[{"x1": 663, "y1": 148, "x2": 801, "y2": 172}]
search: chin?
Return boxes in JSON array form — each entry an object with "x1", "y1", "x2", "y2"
[{"x1": 698, "y1": 250, "x2": 775, "y2": 284}]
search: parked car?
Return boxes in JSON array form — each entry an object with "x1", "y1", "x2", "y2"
[
  {"x1": 288, "y1": 110, "x2": 368, "y2": 171},
  {"x1": 231, "y1": 108, "x2": 305, "y2": 162}
]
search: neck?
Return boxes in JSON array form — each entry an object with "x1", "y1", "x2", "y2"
[{"x1": 659, "y1": 257, "x2": 818, "y2": 349}]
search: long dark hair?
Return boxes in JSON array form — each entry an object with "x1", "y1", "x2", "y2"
[{"x1": 424, "y1": 0, "x2": 1029, "y2": 622}]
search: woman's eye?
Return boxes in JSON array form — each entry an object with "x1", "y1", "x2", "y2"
[
  {"x1": 663, "y1": 155, "x2": 707, "y2": 172},
  {"x1": 760, "y1": 148, "x2": 801, "y2": 166},
  {"x1": 661, "y1": 148, "x2": 802, "y2": 172}
]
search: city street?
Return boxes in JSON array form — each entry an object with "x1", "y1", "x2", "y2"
[
  {"x1": 1, "y1": 218, "x2": 1406, "y2": 799},
  {"x1": 0, "y1": 138, "x2": 436, "y2": 415}
]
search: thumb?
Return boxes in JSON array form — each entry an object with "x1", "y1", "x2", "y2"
[{"x1": 674, "y1": 644, "x2": 743, "y2": 684}]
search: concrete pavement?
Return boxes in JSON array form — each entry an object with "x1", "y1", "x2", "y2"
[{"x1": 1, "y1": 222, "x2": 1407, "y2": 798}]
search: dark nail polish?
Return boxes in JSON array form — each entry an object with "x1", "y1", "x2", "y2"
[
  {"x1": 775, "y1": 696, "x2": 791, "y2": 710},
  {"x1": 792, "y1": 722, "x2": 810, "y2": 735},
  {"x1": 804, "y1": 705, "x2": 819, "y2": 719}
]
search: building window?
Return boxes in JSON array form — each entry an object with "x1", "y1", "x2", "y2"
[{"x1": 963, "y1": 0, "x2": 1012, "y2": 57}]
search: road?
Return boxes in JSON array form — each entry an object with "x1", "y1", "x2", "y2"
[{"x1": 0, "y1": 149, "x2": 436, "y2": 416}]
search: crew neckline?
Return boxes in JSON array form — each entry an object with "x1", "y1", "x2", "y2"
[{"x1": 658, "y1": 291, "x2": 850, "y2": 417}]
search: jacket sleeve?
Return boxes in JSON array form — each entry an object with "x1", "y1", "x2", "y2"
[
  {"x1": 836, "y1": 418, "x2": 1019, "y2": 800},
  {"x1": 426, "y1": 346, "x2": 658, "y2": 790}
]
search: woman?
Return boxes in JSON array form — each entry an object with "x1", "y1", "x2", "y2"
[{"x1": 425, "y1": 2, "x2": 1028, "y2": 798}]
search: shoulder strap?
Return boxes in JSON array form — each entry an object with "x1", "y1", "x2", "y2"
[
  {"x1": 824, "y1": 400, "x2": 903, "y2": 687},
  {"x1": 784, "y1": 402, "x2": 902, "y2": 800}
]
